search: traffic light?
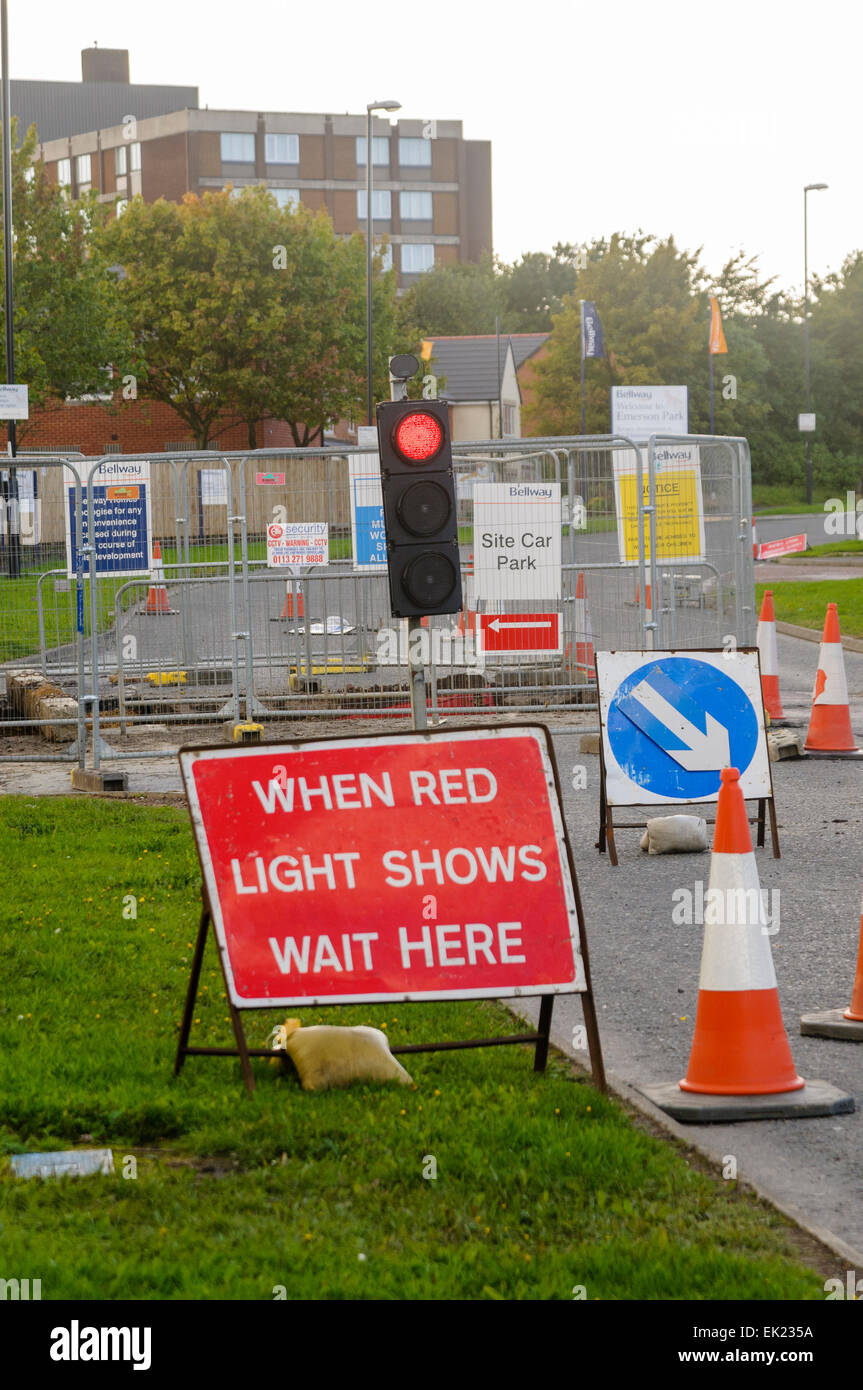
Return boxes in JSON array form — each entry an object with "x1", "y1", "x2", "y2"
[{"x1": 376, "y1": 398, "x2": 463, "y2": 618}]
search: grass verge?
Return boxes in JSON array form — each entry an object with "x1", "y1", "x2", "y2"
[
  {"x1": 0, "y1": 797, "x2": 831, "y2": 1300},
  {"x1": 756, "y1": 579, "x2": 863, "y2": 637}
]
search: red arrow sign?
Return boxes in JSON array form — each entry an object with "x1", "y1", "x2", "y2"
[{"x1": 479, "y1": 612, "x2": 561, "y2": 653}]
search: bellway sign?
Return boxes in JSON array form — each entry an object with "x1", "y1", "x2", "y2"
[
  {"x1": 64, "y1": 459, "x2": 152, "y2": 578},
  {"x1": 611, "y1": 386, "x2": 688, "y2": 440},
  {"x1": 179, "y1": 727, "x2": 586, "y2": 1007}
]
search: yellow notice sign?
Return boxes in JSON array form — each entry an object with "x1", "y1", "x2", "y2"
[{"x1": 613, "y1": 445, "x2": 705, "y2": 564}]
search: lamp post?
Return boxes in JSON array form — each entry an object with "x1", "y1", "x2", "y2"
[
  {"x1": 366, "y1": 99, "x2": 401, "y2": 426},
  {"x1": 1, "y1": 0, "x2": 20, "y2": 578},
  {"x1": 803, "y1": 182, "x2": 828, "y2": 505}
]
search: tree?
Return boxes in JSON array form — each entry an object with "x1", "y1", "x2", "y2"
[
  {"x1": 399, "y1": 253, "x2": 504, "y2": 340},
  {"x1": 0, "y1": 120, "x2": 132, "y2": 435},
  {"x1": 525, "y1": 234, "x2": 706, "y2": 436},
  {"x1": 501, "y1": 243, "x2": 579, "y2": 330},
  {"x1": 100, "y1": 185, "x2": 398, "y2": 447}
]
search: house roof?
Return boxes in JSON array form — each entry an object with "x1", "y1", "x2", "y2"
[
  {"x1": 422, "y1": 337, "x2": 513, "y2": 402},
  {"x1": 422, "y1": 334, "x2": 549, "y2": 400}
]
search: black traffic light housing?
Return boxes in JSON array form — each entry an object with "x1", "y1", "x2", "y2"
[{"x1": 376, "y1": 398, "x2": 463, "y2": 619}]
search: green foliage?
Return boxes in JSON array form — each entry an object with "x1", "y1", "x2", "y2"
[
  {"x1": 756, "y1": 578, "x2": 863, "y2": 636},
  {"x1": 99, "y1": 186, "x2": 398, "y2": 446},
  {"x1": 0, "y1": 122, "x2": 132, "y2": 430}
]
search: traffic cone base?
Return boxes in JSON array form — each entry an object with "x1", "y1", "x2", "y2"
[
  {"x1": 800, "y1": 903, "x2": 863, "y2": 1040},
  {"x1": 679, "y1": 990, "x2": 804, "y2": 1094},
  {"x1": 639, "y1": 1078, "x2": 854, "y2": 1123}
]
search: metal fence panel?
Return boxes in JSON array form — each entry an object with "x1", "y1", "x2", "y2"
[{"x1": 1, "y1": 435, "x2": 755, "y2": 764}]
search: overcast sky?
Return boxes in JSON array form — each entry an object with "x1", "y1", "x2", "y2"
[{"x1": 11, "y1": 0, "x2": 858, "y2": 294}]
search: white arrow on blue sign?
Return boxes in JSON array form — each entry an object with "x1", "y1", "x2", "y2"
[{"x1": 597, "y1": 651, "x2": 771, "y2": 806}]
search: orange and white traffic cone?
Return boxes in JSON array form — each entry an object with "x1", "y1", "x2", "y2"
[
  {"x1": 801, "y1": 890, "x2": 863, "y2": 1041},
  {"x1": 455, "y1": 553, "x2": 476, "y2": 638},
  {"x1": 145, "y1": 541, "x2": 176, "y2": 615},
  {"x1": 756, "y1": 590, "x2": 786, "y2": 722},
  {"x1": 574, "y1": 571, "x2": 594, "y2": 674},
  {"x1": 640, "y1": 767, "x2": 854, "y2": 1121},
  {"x1": 279, "y1": 582, "x2": 304, "y2": 621},
  {"x1": 804, "y1": 604, "x2": 861, "y2": 755},
  {"x1": 752, "y1": 522, "x2": 760, "y2": 560},
  {"x1": 680, "y1": 767, "x2": 803, "y2": 1097},
  {"x1": 635, "y1": 577, "x2": 652, "y2": 613}
]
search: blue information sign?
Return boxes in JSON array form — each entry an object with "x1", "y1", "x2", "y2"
[{"x1": 605, "y1": 654, "x2": 760, "y2": 802}]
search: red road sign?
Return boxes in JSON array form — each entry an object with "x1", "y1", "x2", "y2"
[
  {"x1": 479, "y1": 611, "x2": 561, "y2": 653},
  {"x1": 757, "y1": 533, "x2": 807, "y2": 560},
  {"x1": 179, "y1": 727, "x2": 584, "y2": 1007}
]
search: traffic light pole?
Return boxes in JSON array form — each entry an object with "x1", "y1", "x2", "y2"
[{"x1": 388, "y1": 365, "x2": 428, "y2": 732}]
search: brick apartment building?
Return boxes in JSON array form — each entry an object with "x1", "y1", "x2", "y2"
[
  {"x1": 26, "y1": 47, "x2": 492, "y2": 291},
  {"x1": 8, "y1": 47, "x2": 492, "y2": 456}
]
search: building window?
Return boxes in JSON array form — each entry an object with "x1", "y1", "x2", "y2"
[
  {"x1": 377, "y1": 240, "x2": 393, "y2": 272},
  {"x1": 220, "y1": 132, "x2": 255, "y2": 163},
  {"x1": 115, "y1": 198, "x2": 129, "y2": 217},
  {"x1": 115, "y1": 145, "x2": 127, "y2": 175},
  {"x1": 401, "y1": 243, "x2": 434, "y2": 274},
  {"x1": 502, "y1": 404, "x2": 517, "y2": 436},
  {"x1": 399, "y1": 137, "x2": 432, "y2": 167},
  {"x1": 75, "y1": 153, "x2": 91, "y2": 186},
  {"x1": 357, "y1": 189, "x2": 391, "y2": 221},
  {"x1": 269, "y1": 187, "x2": 299, "y2": 209},
  {"x1": 129, "y1": 142, "x2": 142, "y2": 172},
  {"x1": 23, "y1": 164, "x2": 34, "y2": 184},
  {"x1": 400, "y1": 190, "x2": 433, "y2": 221},
  {"x1": 265, "y1": 133, "x2": 299, "y2": 164},
  {"x1": 356, "y1": 136, "x2": 390, "y2": 167},
  {"x1": 57, "y1": 157, "x2": 72, "y2": 189}
]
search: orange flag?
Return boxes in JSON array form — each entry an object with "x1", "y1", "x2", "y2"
[{"x1": 709, "y1": 297, "x2": 728, "y2": 355}]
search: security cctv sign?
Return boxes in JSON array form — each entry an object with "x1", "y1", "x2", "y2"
[
  {"x1": 266, "y1": 522, "x2": 328, "y2": 567},
  {"x1": 473, "y1": 483, "x2": 562, "y2": 601},
  {"x1": 596, "y1": 649, "x2": 771, "y2": 806},
  {"x1": 179, "y1": 727, "x2": 585, "y2": 1007}
]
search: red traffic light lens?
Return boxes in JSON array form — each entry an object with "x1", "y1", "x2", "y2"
[{"x1": 393, "y1": 411, "x2": 444, "y2": 463}]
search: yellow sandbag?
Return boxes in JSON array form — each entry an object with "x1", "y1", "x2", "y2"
[{"x1": 272, "y1": 1023, "x2": 413, "y2": 1092}]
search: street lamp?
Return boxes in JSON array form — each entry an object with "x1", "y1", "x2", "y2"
[
  {"x1": 803, "y1": 182, "x2": 828, "y2": 505},
  {"x1": 366, "y1": 99, "x2": 401, "y2": 425}
]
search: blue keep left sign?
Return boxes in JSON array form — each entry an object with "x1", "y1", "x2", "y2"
[{"x1": 599, "y1": 652, "x2": 766, "y2": 805}]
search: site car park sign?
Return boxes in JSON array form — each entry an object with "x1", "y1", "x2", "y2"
[
  {"x1": 473, "y1": 482, "x2": 562, "y2": 602},
  {"x1": 594, "y1": 650, "x2": 778, "y2": 863},
  {"x1": 266, "y1": 522, "x2": 328, "y2": 567},
  {"x1": 64, "y1": 459, "x2": 153, "y2": 578},
  {"x1": 179, "y1": 727, "x2": 586, "y2": 1008}
]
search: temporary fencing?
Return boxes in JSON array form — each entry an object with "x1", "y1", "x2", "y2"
[{"x1": 0, "y1": 433, "x2": 757, "y2": 765}]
